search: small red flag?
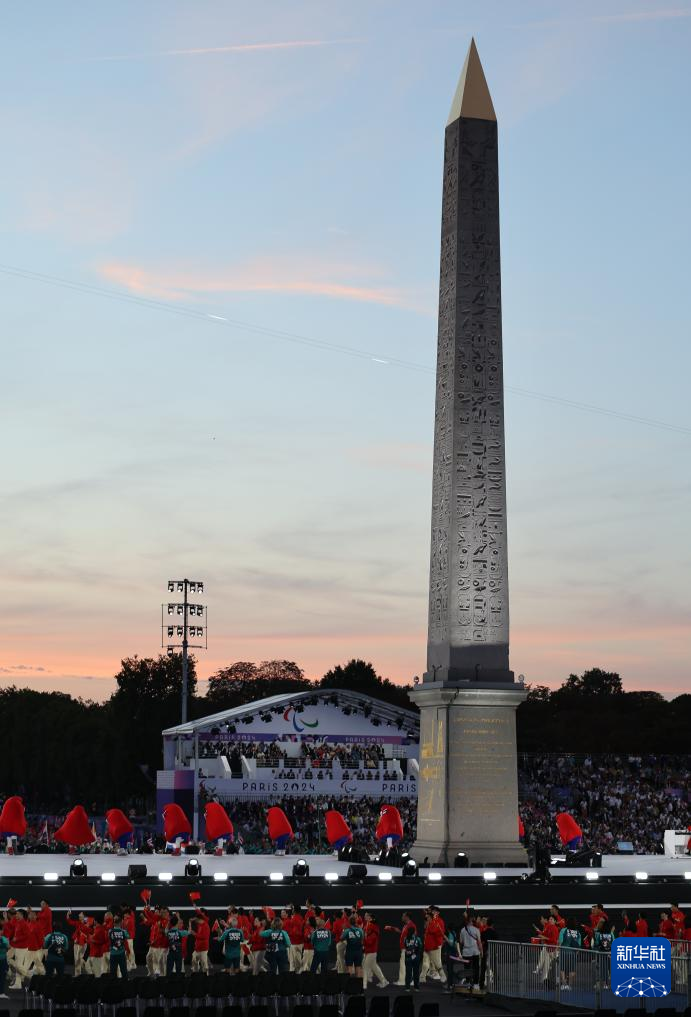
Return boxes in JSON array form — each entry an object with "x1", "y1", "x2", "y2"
[
  {"x1": 189, "y1": 891, "x2": 202, "y2": 901},
  {"x1": 6, "y1": 898, "x2": 18, "y2": 908},
  {"x1": 356, "y1": 899, "x2": 364, "y2": 911},
  {"x1": 140, "y1": 889, "x2": 152, "y2": 903}
]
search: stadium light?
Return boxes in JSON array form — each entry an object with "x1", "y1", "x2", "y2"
[
  {"x1": 185, "y1": 859, "x2": 201, "y2": 879},
  {"x1": 635, "y1": 871, "x2": 648, "y2": 882},
  {"x1": 162, "y1": 578, "x2": 207, "y2": 724},
  {"x1": 43, "y1": 872, "x2": 59, "y2": 882},
  {"x1": 378, "y1": 872, "x2": 393, "y2": 882},
  {"x1": 585, "y1": 871, "x2": 599, "y2": 881},
  {"x1": 685, "y1": 872, "x2": 691, "y2": 881},
  {"x1": 483, "y1": 871, "x2": 497, "y2": 882},
  {"x1": 101, "y1": 872, "x2": 116, "y2": 883},
  {"x1": 158, "y1": 872, "x2": 173, "y2": 882},
  {"x1": 427, "y1": 871, "x2": 443, "y2": 883},
  {"x1": 454, "y1": 852, "x2": 469, "y2": 868},
  {"x1": 292, "y1": 859, "x2": 310, "y2": 879},
  {"x1": 213, "y1": 872, "x2": 228, "y2": 882},
  {"x1": 269, "y1": 872, "x2": 284, "y2": 882},
  {"x1": 324, "y1": 872, "x2": 339, "y2": 882}
]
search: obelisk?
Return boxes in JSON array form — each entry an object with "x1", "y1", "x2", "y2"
[{"x1": 409, "y1": 40, "x2": 527, "y2": 866}]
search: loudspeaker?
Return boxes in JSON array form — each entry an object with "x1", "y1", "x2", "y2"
[
  {"x1": 346, "y1": 864, "x2": 368, "y2": 881},
  {"x1": 127, "y1": 864, "x2": 147, "y2": 879},
  {"x1": 185, "y1": 844, "x2": 200, "y2": 855}
]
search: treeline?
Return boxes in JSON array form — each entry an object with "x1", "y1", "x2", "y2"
[
  {"x1": 0, "y1": 657, "x2": 410, "y2": 809},
  {"x1": 517, "y1": 668, "x2": 691, "y2": 754},
  {"x1": 2, "y1": 661, "x2": 684, "y2": 810}
]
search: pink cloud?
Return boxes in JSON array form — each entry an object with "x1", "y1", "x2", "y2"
[{"x1": 96, "y1": 257, "x2": 431, "y2": 313}]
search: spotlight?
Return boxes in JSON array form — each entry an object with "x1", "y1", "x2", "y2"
[
  {"x1": 454, "y1": 852, "x2": 469, "y2": 869},
  {"x1": 483, "y1": 871, "x2": 497, "y2": 882},
  {"x1": 198, "y1": 583, "x2": 204, "y2": 593},
  {"x1": 185, "y1": 859, "x2": 201, "y2": 878},
  {"x1": 324, "y1": 872, "x2": 339, "y2": 882},
  {"x1": 427, "y1": 872, "x2": 442, "y2": 883},
  {"x1": 168, "y1": 603, "x2": 175, "y2": 614},
  {"x1": 213, "y1": 872, "x2": 228, "y2": 882},
  {"x1": 168, "y1": 582, "x2": 175, "y2": 593},
  {"x1": 70, "y1": 859, "x2": 87, "y2": 879},
  {"x1": 378, "y1": 872, "x2": 393, "y2": 882},
  {"x1": 167, "y1": 647, "x2": 174, "y2": 657},
  {"x1": 101, "y1": 872, "x2": 116, "y2": 883},
  {"x1": 177, "y1": 582, "x2": 184, "y2": 592},
  {"x1": 685, "y1": 873, "x2": 691, "y2": 881},
  {"x1": 585, "y1": 871, "x2": 599, "y2": 881},
  {"x1": 269, "y1": 872, "x2": 284, "y2": 882},
  {"x1": 43, "y1": 872, "x2": 58, "y2": 882},
  {"x1": 402, "y1": 858, "x2": 419, "y2": 880},
  {"x1": 346, "y1": 864, "x2": 368, "y2": 881},
  {"x1": 158, "y1": 872, "x2": 173, "y2": 882},
  {"x1": 292, "y1": 859, "x2": 310, "y2": 879},
  {"x1": 635, "y1": 871, "x2": 649, "y2": 882}
]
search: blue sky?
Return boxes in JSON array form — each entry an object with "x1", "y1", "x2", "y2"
[{"x1": 1, "y1": 0, "x2": 690, "y2": 699}]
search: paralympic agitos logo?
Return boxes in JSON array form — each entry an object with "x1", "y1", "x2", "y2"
[{"x1": 283, "y1": 704, "x2": 319, "y2": 733}]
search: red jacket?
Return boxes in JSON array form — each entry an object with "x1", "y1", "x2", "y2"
[
  {"x1": 27, "y1": 922, "x2": 44, "y2": 951},
  {"x1": 67, "y1": 915, "x2": 89, "y2": 945},
  {"x1": 37, "y1": 906, "x2": 52, "y2": 937},
  {"x1": 12, "y1": 917, "x2": 30, "y2": 950},
  {"x1": 635, "y1": 918, "x2": 649, "y2": 937},
  {"x1": 194, "y1": 919, "x2": 210, "y2": 952},
  {"x1": 287, "y1": 915, "x2": 304, "y2": 945},
  {"x1": 424, "y1": 917, "x2": 444, "y2": 951},
  {"x1": 364, "y1": 922, "x2": 380, "y2": 955},
  {"x1": 89, "y1": 924, "x2": 107, "y2": 959}
]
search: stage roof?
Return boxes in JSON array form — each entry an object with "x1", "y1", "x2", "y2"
[{"x1": 163, "y1": 688, "x2": 419, "y2": 738}]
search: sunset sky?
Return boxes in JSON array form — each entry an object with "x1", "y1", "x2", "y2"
[{"x1": 1, "y1": 0, "x2": 690, "y2": 701}]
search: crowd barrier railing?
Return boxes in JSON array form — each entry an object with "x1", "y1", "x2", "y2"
[{"x1": 487, "y1": 939, "x2": 691, "y2": 1012}]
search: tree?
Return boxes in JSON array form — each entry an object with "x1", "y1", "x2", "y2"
[
  {"x1": 525, "y1": 684, "x2": 552, "y2": 702},
  {"x1": 320, "y1": 659, "x2": 416, "y2": 711},
  {"x1": 107, "y1": 653, "x2": 197, "y2": 786},
  {"x1": 204, "y1": 660, "x2": 311, "y2": 711},
  {"x1": 559, "y1": 667, "x2": 623, "y2": 697}
]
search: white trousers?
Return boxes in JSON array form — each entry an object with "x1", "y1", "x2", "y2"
[{"x1": 362, "y1": 952, "x2": 387, "y2": 988}]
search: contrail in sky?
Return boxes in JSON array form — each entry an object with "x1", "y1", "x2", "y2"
[{"x1": 88, "y1": 39, "x2": 364, "y2": 62}]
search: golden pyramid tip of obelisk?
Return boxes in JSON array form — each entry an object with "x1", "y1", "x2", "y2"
[{"x1": 447, "y1": 38, "x2": 496, "y2": 125}]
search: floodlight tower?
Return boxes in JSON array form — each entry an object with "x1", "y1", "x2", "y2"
[{"x1": 162, "y1": 579, "x2": 207, "y2": 724}]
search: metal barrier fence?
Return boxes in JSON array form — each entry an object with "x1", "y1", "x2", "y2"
[{"x1": 487, "y1": 940, "x2": 691, "y2": 1012}]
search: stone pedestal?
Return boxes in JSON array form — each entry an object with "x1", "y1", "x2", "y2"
[{"x1": 409, "y1": 682, "x2": 527, "y2": 866}]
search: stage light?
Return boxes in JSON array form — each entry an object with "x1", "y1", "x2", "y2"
[
  {"x1": 585, "y1": 871, "x2": 599, "y2": 881},
  {"x1": 378, "y1": 872, "x2": 393, "y2": 882},
  {"x1": 346, "y1": 863, "x2": 368, "y2": 881},
  {"x1": 43, "y1": 872, "x2": 58, "y2": 882},
  {"x1": 454, "y1": 852, "x2": 469, "y2": 869},
  {"x1": 685, "y1": 872, "x2": 691, "y2": 880},
  {"x1": 635, "y1": 871, "x2": 648, "y2": 881},
  {"x1": 213, "y1": 872, "x2": 228, "y2": 882},
  {"x1": 198, "y1": 583, "x2": 204, "y2": 593},
  {"x1": 177, "y1": 582, "x2": 184, "y2": 592},
  {"x1": 324, "y1": 872, "x2": 339, "y2": 882},
  {"x1": 158, "y1": 872, "x2": 173, "y2": 882},
  {"x1": 402, "y1": 858, "x2": 419, "y2": 879},
  {"x1": 168, "y1": 582, "x2": 175, "y2": 592},
  {"x1": 292, "y1": 859, "x2": 310, "y2": 878},
  {"x1": 269, "y1": 872, "x2": 284, "y2": 882},
  {"x1": 70, "y1": 858, "x2": 87, "y2": 879},
  {"x1": 185, "y1": 859, "x2": 201, "y2": 878},
  {"x1": 168, "y1": 603, "x2": 175, "y2": 614},
  {"x1": 483, "y1": 871, "x2": 497, "y2": 882},
  {"x1": 101, "y1": 872, "x2": 116, "y2": 882},
  {"x1": 427, "y1": 872, "x2": 442, "y2": 883},
  {"x1": 127, "y1": 864, "x2": 147, "y2": 879}
]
